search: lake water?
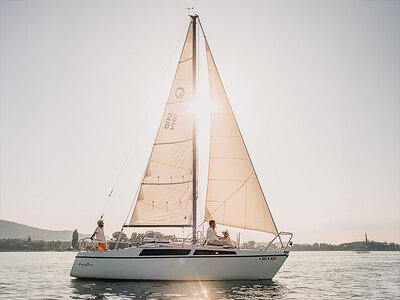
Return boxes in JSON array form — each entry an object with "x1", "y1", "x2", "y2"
[{"x1": 0, "y1": 251, "x2": 399, "y2": 299}]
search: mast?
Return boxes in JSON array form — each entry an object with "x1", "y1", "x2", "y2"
[{"x1": 191, "y1": 15, "x2": 198, "y2": 243}]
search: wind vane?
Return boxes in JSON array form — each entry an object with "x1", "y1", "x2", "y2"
[{"x1": 186, "y1": 7, "x2": 194, "y2": 15}]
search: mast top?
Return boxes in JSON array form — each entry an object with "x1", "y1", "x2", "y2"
[{"x1": 186, "y1": 7, "x2": 194, "y2": 16}]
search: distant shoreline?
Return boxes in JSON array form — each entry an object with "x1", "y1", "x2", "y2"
[{"x1": 1, "y1": 235, "x2": 399, "y2": 252}]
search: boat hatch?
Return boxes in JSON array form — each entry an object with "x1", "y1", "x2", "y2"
[
  {"x1": 193, "y1": 250, "x2": 236, "y2": 255},
  {"x1": 139, "y1": 249, "x2": 191, "y2": 256}
]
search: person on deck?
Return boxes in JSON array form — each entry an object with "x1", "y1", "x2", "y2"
[
  {"x1": 91, "y1": 220, "x2": 107, "y2": 251},
  {"x1": 206, "y1": 220, "x2": 236, "y2": 248}
]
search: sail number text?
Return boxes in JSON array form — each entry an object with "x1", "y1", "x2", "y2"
[
  {"x1": 259, "y1": 257, "x2": 276, "y2": 261},
  {"x1": 165, "y1": 113, "x2": 177, "y2": 130}
]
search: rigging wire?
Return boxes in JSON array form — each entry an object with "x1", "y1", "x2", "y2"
[
  {"x1": 198, "y1": 18, "x2": 207, "y2": 40},
  {"x1": 97, "y1": 20, "x2": 191, "y2": 223}
]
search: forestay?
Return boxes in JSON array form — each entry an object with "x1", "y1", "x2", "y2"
[
  {"x1": 204, "y1": 40, "x2": 278, "y2": 235},
  {"x1": 128, "y1": 23, "x2": 195, "y2": 226}
]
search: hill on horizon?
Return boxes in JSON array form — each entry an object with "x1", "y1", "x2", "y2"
[{"x1": 0, "y1": 219, "x2": 91, "y2": 242}]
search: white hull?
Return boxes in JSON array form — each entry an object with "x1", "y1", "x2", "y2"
[{"x1": 70, "y1": 246, "x2": 288, "y2": 281}]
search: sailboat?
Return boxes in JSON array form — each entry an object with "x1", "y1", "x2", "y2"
[{"x1": 70, "y1": 15, "x2": 292, "y2": 281}]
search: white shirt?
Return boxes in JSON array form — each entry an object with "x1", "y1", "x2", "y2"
[
  {"x1": 206, "y1": 226, "x2": 218, "y2": 243},
  {"x1": 95, "y1": 226, "x2": 106, "y2": 243}
]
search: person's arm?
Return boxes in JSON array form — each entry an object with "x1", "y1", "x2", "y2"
[
  {"x1": 90, "y1": 229, "x2": 97, "y2": 240},
  {"x1": 213, "y1": 229, "x2": 223, "y2": 239}
]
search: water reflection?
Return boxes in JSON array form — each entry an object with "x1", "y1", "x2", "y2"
[{"x1": 70, "y1": 278, "x2": 288, "y2": 299}]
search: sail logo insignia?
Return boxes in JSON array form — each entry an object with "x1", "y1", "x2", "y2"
[{"x1": 175, "y1": 87, "x2": 185, "y2": 99}]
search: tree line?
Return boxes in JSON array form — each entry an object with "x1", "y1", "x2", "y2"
[
  {"x1": 0, "y1": 229, "x2": 80, "y2": 252},
  {"x1": 240, "y1": 240, "x2": 400, "y2": 251}
]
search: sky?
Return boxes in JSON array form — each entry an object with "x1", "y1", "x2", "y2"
[{"x1": 1, "y1": 0, "x2": 399, "y2": 244}]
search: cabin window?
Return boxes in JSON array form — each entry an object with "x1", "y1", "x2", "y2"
[
  {"x1": 139, "y1": 249, "x2": 191, "y2": 256},
  {"x1": 193, "y1": 250, "x2": 236, "y2": 255}
]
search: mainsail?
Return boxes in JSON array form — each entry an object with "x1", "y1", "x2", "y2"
[
  {"x1": 204, "y1": 40, "x2": 279, "y2": 235},
  {"x1": 128, "y1": 22, "x2": 195, "y2": 227}
]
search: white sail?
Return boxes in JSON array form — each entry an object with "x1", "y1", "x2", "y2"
[
  {"x1": 204, "y1": 41, "x2": 278, "y2": 235},
  {"x1": 128, "y1": 23, "x2": 195, "y2": 226}
]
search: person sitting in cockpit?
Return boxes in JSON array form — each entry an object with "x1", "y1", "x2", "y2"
[{"x1": 206, "y1": 220, "x2": 236, "y2": 248}]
